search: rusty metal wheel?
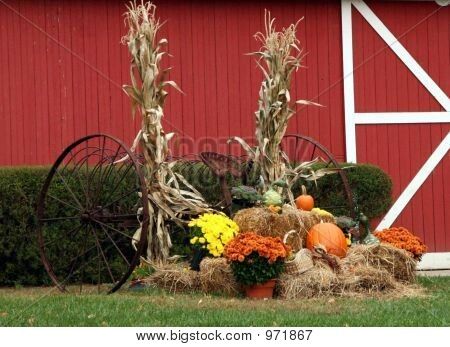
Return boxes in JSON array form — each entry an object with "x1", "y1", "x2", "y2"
[
  {"x1": 36, "y1": 134, "x2": 149, "y2": 294},
  {"x1": 281, "y1": 134, "x2": 354, "y2": 216}
]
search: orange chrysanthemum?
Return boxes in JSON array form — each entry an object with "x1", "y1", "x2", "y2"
[
  {"x1": 374, "y1": 227, "x2": 427, "y2": 258},
  {"x1": 224, "y1": 232, "x2": 291, "y2": 264}
]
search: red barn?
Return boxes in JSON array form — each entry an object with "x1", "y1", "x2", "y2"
[{"x1": 0, "y1": 0, "x2": 449, "y2": 268}]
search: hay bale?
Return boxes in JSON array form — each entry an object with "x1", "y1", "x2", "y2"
[
  {"x1": 144, "y1": 263, "x2": 199, "y2": 294},
  {"x1": 278, "y1": 264, "x2": 339, "y2": 299},
  {"x1": 342, "y1": 243, "x2": 417, "y2": 283},
  {"x1": 233, "y1": 205, "x2": 335, "y2": 249},
  {"x1": 199, "y1": 258, "x2": 240, "y2": 296},
  {"x1": 337, "y1": 265, "x2": 398, "y2": 294}
]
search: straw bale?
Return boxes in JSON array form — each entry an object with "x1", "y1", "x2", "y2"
[{"x1": 233, "y1": 206, "x2": 335, "y2": 250}]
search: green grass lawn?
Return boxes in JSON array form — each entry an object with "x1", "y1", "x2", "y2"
[{"x1": 0, "y1": 276, "x2": 449, "y2": 327}]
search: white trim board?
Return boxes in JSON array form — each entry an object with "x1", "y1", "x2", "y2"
[
  {"x1": 417, "y1": 252, "x2": 450, "y2": 271},
  {"x1": 355, "y1": 112, "x2": 450, "y2": 124},
  {"x1": 341, "y1": 0, "x2": 357, "y2": 163}
]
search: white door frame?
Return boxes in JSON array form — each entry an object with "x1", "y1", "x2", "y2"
[{"x1": 341, "y1": 0, "x2": 450, "y2": 269}]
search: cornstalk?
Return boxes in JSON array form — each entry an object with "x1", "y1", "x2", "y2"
[
  {"x1": 229, "y1": 11, "x2": 325, "y2": 199},
  {"x1": 122, "y1": 1, "x2": 209, "y2": 262}
]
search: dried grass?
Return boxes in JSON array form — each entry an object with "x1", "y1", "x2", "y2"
[
  {"x1": 144, "y1": 263, "x2": 199, "y2": 294},
  {"x1": 342, "y1": 244, "x2": 417, "y2": 283},
  {"x1": 233, "y1": 205, "x2": 335, "y2": 249},
  {"x1": 278, "y1": 265, "x2": 338, "y2": 299},
  {"x1": 278, "y1": 244, "x2": 420, "y2": 299},
  {"x1": 199, "y1": 258, "x2": 240, "y2": 296}
]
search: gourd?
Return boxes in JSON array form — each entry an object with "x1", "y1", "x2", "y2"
[
  {"x1": 295, "y1": 185, "x2": 314, "y2": 211},
  {"x1": 306, "y1": 222, "x2": 348, "y2": 258},
  {"x1": 263, "y1": 188, "x2": 282, "y2": 206}
]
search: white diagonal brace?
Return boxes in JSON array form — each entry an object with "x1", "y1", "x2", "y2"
[
  {"x1": 377, "y1": 132, "x2": 450, "y2": 230},
  {"x1": 352, "y1": 0, "x2": 450, "y2": 111}
]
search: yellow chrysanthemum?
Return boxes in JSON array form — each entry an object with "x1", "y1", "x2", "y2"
[{"x1": 188, "y1": 213, "x2": 240, "y2": 257}]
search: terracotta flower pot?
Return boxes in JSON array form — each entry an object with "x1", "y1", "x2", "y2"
[{"x1": 245, "y1": 279, "x2": 276, "y2": 299}]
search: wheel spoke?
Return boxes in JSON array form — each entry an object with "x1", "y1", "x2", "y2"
[
  {"x1": 61, "y1": 150, "x2": 91, "y2": 206},
  {"x1": 93, "y1": 142, "x2": 123, "y2": 207},
  {"x1": 55, "y1": 170, "x2": 84, "y2": 210},
  {"x1": 41, "y1": 216, "x2": 80, "y2": 223},
  {"x1": 91, "y1": 226, "x2": 116, "y2": 284},
  {"x1": 91, "y1": 218, "x2": 140, "y2": 243},
  {"x1": 93, "y1": 189, "x2": 138, "y2": 214},
  {"x1": 99, "y1": 161, "x2": 135, "y2": 208},
  {"x1": 310, "y1": 144, "x2": 317, "y2": 161},
  {"x1": 43, "y1": 224, "x2": 83, "y2": 247},
  {"x1": 98, "y1": 223, "x2": 131, "y2": 266},
  {"x1": 47, "y1": 193, "x2": 82, "y2": 212}
]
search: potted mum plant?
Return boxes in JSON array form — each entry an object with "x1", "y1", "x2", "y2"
[
  {"x1": 224, "y1": 232, "x2": 291, "y2": 299},
  {"x1": 188, "y1": 213, "x2": 240, "y2": 270}
]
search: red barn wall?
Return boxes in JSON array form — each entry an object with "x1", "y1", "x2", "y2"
[
  {"x1": 0, "y1": 0, "x2": 345, "y2": 163},
  {"x1": 0, "y1": 0, "x2": 449, "y2": 252}
]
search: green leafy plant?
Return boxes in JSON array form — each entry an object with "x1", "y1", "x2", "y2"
[{"x1": 230, "y1": 253, "x2": 285, "y2": 286}]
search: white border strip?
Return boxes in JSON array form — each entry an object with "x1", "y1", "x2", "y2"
[
  {"x1": 352, "y1": 0, "x2": 450, "y2": 111},
  {"x1": 355, "y1": 112, "x2": 450, "y2": 124},
  {"x1": 341, "y1": 0, "x2": 357, "y2": 163},
  {"x1": 417, "y1": 252, "x2": 450, "y2": 271},
  {"x1": 377, "y1": 132, "x2": 450, "y2": 230}
]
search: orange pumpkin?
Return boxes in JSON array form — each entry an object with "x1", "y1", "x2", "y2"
[
  {"x1": 306, "y1": 223, "x2": 348, "y2": 258},
  {"x1": 295, "y1": 185, "x2": 314, "y2": 211}
]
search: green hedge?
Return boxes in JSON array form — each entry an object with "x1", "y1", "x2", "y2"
[{"x1": 0, "y1": 163, "x2": 392, "y2": 286}]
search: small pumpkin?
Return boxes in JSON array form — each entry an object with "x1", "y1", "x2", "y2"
[
  {"x1": 267, "y1": 205, "x2": 282, "y2": 214},
  {"x1": 306, "y1": 222, "x2": 348, "y2": 258},
  {"x1": 295, "y1": 185, "x2": 314, "y2": 211}
]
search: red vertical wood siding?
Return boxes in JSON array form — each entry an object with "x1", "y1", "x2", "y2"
[
  {"x1": 352, "y1": 1, "x2": 450, "y2": 252},
  {"x1": 0, "y1": 1, "x2": 449, "y2": 251},
  {"x1": 0, "y1": 0, "x2": 346, "y2": 162}
]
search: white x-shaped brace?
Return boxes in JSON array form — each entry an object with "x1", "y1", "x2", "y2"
[{"x1": 341, "y1": 0, "x2": 450, "y2": 230}]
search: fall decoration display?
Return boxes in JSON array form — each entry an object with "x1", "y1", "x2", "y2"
[
  {"x1": 295, "y1": 185, "x2": 314, "y2": 211},
  {"x1": 129, "y1": 5, "x2": 422, "y2": 301},
  {"x1": 122, "y1": 2, "x2": 209, "y2": 262},
  {"x1": 233, "y1": 205, "x2": 335, "y2": 250},
  {"x1": 306, "y1": 223, "x2": 348, "y2": 258},
  {"x1": 189, "y1": 213, "x2": 239, "y2": 257},
  {"x1": 374, "y1": 227, "x2": 427, "y2": 260}
]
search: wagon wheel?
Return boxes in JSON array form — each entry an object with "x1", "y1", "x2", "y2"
[
  {"x1": 36, "y1": 134, "x2": 149, "y2": 294},
  {"x1": 281, "y1": 134, "x2": 354, "y2": 216}
]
